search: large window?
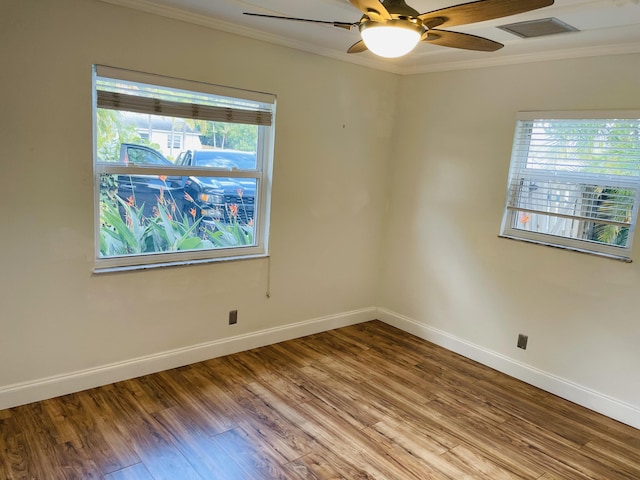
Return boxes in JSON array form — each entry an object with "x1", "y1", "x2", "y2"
[
  {"x1": 93, "y1": 66, "x2": 276, "y2": 271},
  {"x1": 500, "y1": 111, "x2": 640, "y2": 261}
]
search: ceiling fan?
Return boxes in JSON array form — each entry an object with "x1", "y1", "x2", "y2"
[{"x1": 244, "y1": 0, "x2": 554, "y2": 58}]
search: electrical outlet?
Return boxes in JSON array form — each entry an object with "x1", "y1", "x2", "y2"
[
  {"x1": 229, "y1": 310, "x2": 238, "y2": 325},
  {"x1": 517, "y1": 334, "x2": 528, "y2": 350}
]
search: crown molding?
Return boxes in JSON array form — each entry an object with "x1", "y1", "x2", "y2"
[
  {"x1": 402, "y1": 41, "x2": 640, "y2": 75},
  {"x1": 98, "y1": 0, "x2": 405, "y2": 74},
  {"x1": 99, "y1": 0, "x2": 640, "y2": 75}
]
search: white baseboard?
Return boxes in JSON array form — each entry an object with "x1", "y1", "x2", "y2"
[
  {"x1": 377, "y1": 307, "x2": 640, "y2": 430},
  {"x1": 4, "y1": 305, "x2": 639, "y2": 432},
  {"x1": 0, "y1": 307, "x2": 377, "y2": 410}
]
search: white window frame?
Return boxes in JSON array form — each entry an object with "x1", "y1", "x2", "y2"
[
  {"x1": 93, "y1": 65, "x2": 276, "y2": 272},
  {"x1": 500, "y1": 111, "x2": 640, "y2": 261}
]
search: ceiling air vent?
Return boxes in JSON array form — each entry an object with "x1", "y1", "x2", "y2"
[{"x1": 497, "y1": 17, "x2": 579, "y2": 38}]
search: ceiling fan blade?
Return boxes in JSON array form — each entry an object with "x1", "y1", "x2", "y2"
[
  {"x1": 419, "y1": 0, "x2": 554, "y2": 28},
  {"x1": 243, "y1": 12, "x2": 355, "y2": 30},
  {"x1": 347, "y1": 40, "x2": 369, "y2": 54},
  {"x1": 423, "y1": 29, "x2": 503, "y2": 51},
  {"x1": 348, "y1": 0, "x2": 392, "y2": 21}
]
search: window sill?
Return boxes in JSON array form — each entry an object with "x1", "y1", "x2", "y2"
[
  {"x1": 93, "y1": 253, "x2": 269, "y2": 274},
  {"x1": 498, "y1": 235, "x2": 632, "y2": 263}
]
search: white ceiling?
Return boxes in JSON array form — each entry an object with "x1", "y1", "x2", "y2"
[{"x1": 102, "y1": 0, "x2": 640, "y2": 74}]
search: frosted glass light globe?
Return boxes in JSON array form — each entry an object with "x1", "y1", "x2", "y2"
[{"x1": 360, "y1": 22, "x2": 422, "y2": 58}]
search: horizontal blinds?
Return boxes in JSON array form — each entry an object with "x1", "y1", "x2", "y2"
[
  {"x1": 95, "y1": 66, "x2": 274, "y2": 127},
  {"x1": 506, "y1": 117, "x2": 640, "y2": 228},
  {"x1": 512, "y1": 119, "x2": 640, "y2": 178},
  {"x1": 97, "y1": 90, "x2": 272, "y2": 126}
]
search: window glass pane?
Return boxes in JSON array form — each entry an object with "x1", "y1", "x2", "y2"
[
  {"x1": 99, "y1": 174, "x2": 257, "y2": 259},
  {"x1": 513, "y1": 211, "x2": 630, "y2": 247},
  {"x1": 512, "y1": 179, "x2": 634, "y2": 226},
  {"x1": 97, "y1": 110, "x2": 259, "y2": 164}
]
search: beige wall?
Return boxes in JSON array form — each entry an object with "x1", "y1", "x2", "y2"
[
  {"x1": 381, "y1": 54, "x2": 640, "y2": 411},
  {"x1": 0, "y1": 0, "x2": 395, "y2": 390},
  {"x1": 1, "y1": 0, "x2": 639, "y2": 425}
]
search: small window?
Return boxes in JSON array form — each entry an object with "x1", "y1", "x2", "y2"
[
  {"x1": 93, "y1": 65, "x2": 276, "y2": 271},
  {"x1": 168, "y1": 133, "x2": 182, "y2": 150},
  {"x1": 500, "y1": 111, "x2": 640, "y2": 261}
]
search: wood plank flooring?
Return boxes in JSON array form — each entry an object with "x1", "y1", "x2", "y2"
[{"x1": 1, "y1": 320, "x2": 639, "y2": 479}]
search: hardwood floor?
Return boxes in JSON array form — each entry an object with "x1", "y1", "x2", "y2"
[{"x1": 1, "y1": 320, "x2": 639, "y2": 479}]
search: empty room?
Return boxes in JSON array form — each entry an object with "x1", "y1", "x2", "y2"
[{"x1": 1, "y1": 0, "x2": 639, "y2": 478}]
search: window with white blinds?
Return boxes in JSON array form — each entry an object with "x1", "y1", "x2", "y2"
[{"x1": 500, "y1": 111, "x2": 640, "y2": 261}]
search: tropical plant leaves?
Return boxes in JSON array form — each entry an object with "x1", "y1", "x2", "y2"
[{"x1": 99, "y1": 196, "x2": 254, "y2": 258}]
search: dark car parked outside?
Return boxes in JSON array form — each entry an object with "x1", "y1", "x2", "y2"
[
  {"x1": 115, "y1": 143, "x2": 187, "y2": 218},
  {"x1": 176, "y1": 149, "x2": 257, "y2": 225}
]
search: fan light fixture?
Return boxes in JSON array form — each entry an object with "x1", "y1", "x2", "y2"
[
  {"x1": 244, "y1": 0, "x2": 556, "y2": 58},
  {"x1": 360, "y1": 21, "x2": 424, "y2": 58}
]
